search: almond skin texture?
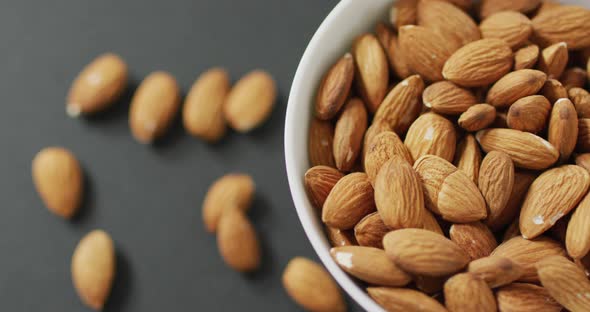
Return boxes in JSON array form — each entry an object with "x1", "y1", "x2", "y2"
[
  {"x1": 308, "y1": 118, "x2": 335, "y2": 168},
  {"x1": 569, "y1": 87, "x2": 590, "y2": 118},
  {"x1": 450, "y1": 222, "x2": 497, "y2": 261},
  {"x1": 282, "y1": 257, "x2": 346, "y2": 312},
  {"x1": 537, "y1": 256, "x2": 590, "y2": 312},
  {"x1": 458, "y1": 104, "x2": 496, "y2": 132},
  {"x1": 519, "y1": 165, "x2": 590, "y2": 239},
  {"x1": 423, "y1": 81, "x2": 477, "y2": 115},
  {"x1": 304, "y1": 166, "x2": 343, "y2": 210},
  {"x1": 217, "y1": 209, "x2": 260, "y2": 272},
  {"x1": 491, "y1": 171, "x2": 536, "y2": 232},
  {"x1": 362, "y1": 121, "x2": 392, "y2": 161},
  {"x1": 375, "y1": 156, "x2": 425, "y2": 229},
  {"x1": 548, "y1": 98, "x2": 578, "y2": 163},
  {"x1": 444, "y1": 273, "x2": 496, "y2": 312},
  {"x1": 182, "y1": 68, "x2": 229, "y2": 142},
  {"x1": 486, "y1": 69, "x2": 547, "y2": 108},
  {"x1": 480, "y1": 11, "x2": 533, "y2": 49},
  {"x1": 322, "y1": 172, "x2": 375, "y2": 230},
  {"x1": 315, "y1": 53, "x2": 354, "y2": 120},
  {"x1": 479, "y1": 0, "x2": 542, "y2": 19},
  {"x1": 333, "y1": 98, "x2": 368, "y2": 172},
  {"x1": 422, "y1": 209, "x2": 444, "y2": 235},
  {"x1": 453, "y1": 134, "x2": 482, "y2": 183},
  {"x1": 330, "y1": 246, "x2": 411, "y2": 287},
  {"x1": 129, "y1": 71, "x2": 180, "y2": 143},
  {"x1": 538, "y1": 42, "x2": 569, "y2": 79},
  {"x1": 354, "y1": 212, "x2": 390, "y2": 249},
  {"x1": 561, "y1": 67, "x2": 587, "y2": 90},
  {"x1": 390, "y1": 0, "x2": 417, "y2": 30},
  {"x1": 475, "y1": 128, "x2": 559, "y2": 170},
  {"x1": 417, "y1": 0, "x2": 480, "y2": 48},
  {"x1": 468, "y1": 256, "x2": 524, "y2": 288},
  {"x1": 578, "y1": 119, "x2": 590, "y2": 152},
  {"x1": 507, "y1": 95, "x2": 551, "y2": 133},
  {"x1": 496, "y1": 283, "x2": 562, "y2": 312},
  {"x1": 384, "y1": 228, "x2": 470, "y2": 276},
  {"x1": 364, "y1": 131, "x2": 413, "y2": 184},
  {"x1": 32, "y1": 147, "x2": 83, "y2": 219},
  {"x1": 326, "y1": 227, "x2": 356, "y2": 247},
  {"x1": 443, "y1": 39, "x2": 513, "y2": 87},
  {"x1": 531, "y1": 5, "x2": 590, "y2": 50},
  {"x1": 479, "y1": 151, "x2": 515, "y2": 228},
  {"x1": 353, "y1": 34, "x2": 388, "y2": 113},
  {"x1": 367, "y1": 287, "x2": 447, "y2": 312},
  {"x1": 514, "y1": 44, "x2": 540, "y2": 70},
  {"x1": 541, "y1": 78, "x2": 568, "y2": 104},
  {"x1": 566, "y1": 192, "x2": 590, "y2": 259},
  {"x1": 71, "y1": 230, "x2": 115, "y2": 310},
  {"x1": 67, "y1": 53, "x2": 127, "y2": 117},
  {"x1": 405, "y1": 112, "x2": 457, "y2": 163},
  {"x1": 202, "y1": 174, "x2": 255, "y2": 233},
  {"x1": 375, "y1": 23, "x2": 412, "y2": 79},
  {"x1": 224, "y1": 70, "x2": 276, "y2": 132},
  {"x1": 492, "y1": 235, "x2": 566, "y2": 282},
  {"x1": 373, "y1": 75, "x2": 424, "y2": 135}
]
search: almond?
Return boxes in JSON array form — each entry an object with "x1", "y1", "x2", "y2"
[
  {"x1": 304, "y1": 166, "x2": 343, "y2": 210},
  {"x1": 423, "y1": 81, "x2": 477, "y2": 115},
  {"x1": 129, "y1": 71, "x2": 180, "y2": 143},
  {"x1": 491, "y1": 171, "x2": 537, "y2": 232},
  {"x1": 405, "y1": 112, "x2": 457, "y2": 163},
  {"x1": 541, "y1": 78, "x2": 568, "y2": 104},
  {"x1": 454, "y1": 134, "x2": 482, "y2": 183},
  {"x1": 450, "y1": 222, "x2": 498, "y2": 260},
  {"x1": 333, "y1": 98, "x2": 368, "y2": 172},
  {"x1": 417, "y1": 0, "x2": 480, "y2": 48},
  {"x1": 569, "y1": 87, "x2": 590, "y2": 118},
  {"x1": 548, "y1": 98, "x2": 578, "y2": 163},
  {"x1": 537, "y1": 255, "x2": 590, "y2": 312},
  {"x1": 576, "y1": 153, "x2": 590, "y2": 173},
  {"x1": 538, "y1": 42, "x2": 569, "y2": 79},
  {"x1": 330, "y1": 246, "x2": 412, "y2": 287},
  {"x1": 479, "y1": 151, "x2": 515, "y2": 228},
  {"x1": 566, "y1": 192, "x2": 590, "y2": 259},
  {"x1": 390, "y1": 0, "x2": 417, "y2": 29},
  {"x1": 492, "y1": 235, "x2": 566, "y2": 282},
  {"x1": 354, "y1": 212, "x2": 391, "y2": 249},
  {"x1": 217, "y1": 209, "x2": 260, "y2": 272},
  {"x1": 531, "y1": 5, "x2": 590, "y2": 50},
  {"x1": 362, "y1": 121, "x2": 392, "y2": 161},
  {"x1": 486, "y1": 69, "x2": 547, "y2": 108},
  {"x1": 315, "y1": 53, "x2": 354, "y2": 120},
  {"x1": 468, "y1": 256, "x2": 524, "y2": 288},
  {"x1": 353, "y1": 34, "x2": 388, "y2": 113},
  {"x1": 367, "y1": 287, "x2": 447, "y2": 312},
  {"x1": 479, "y1": 0, "x2": 542, "y2": 19},
  {"x1": 202, "y1": 173, "x2": 254, "y2": 233},
  {"x1": 444, "y1": 273, "x2": 496, "y2": 312},
  {"x1": 182, "y1": 68, "x2": 229, "y2": 142},
  {"x1": 561, "y1": 67, "x2": 587, "y2": 90},
  {"x1": 66, "y1": 53, "x2": 127, "y2": 117},
  {"x1": 364, "y1": 131, "x2": 413, "y2": 184},
  {"x1": 475, "y1": 128, "x2": 559, "y2": 170},
  {"x1": 322, "y1": 172, "x2": 375, "y2": 230},
  {"x1": 507, "y1": 95, "x2": 551, "y2": 133},
  {"x1": 458, "y1": 104, "x2": 497, "y2": 132},
  {"x1": 32, "y1": 147, "x2": 83, "y2": 219},
  {"x1": 578, "y1": 119, "x2": 590, "y2": 152},
  {"x1": 375, "y1": 22, "x2": 414, "y2": 81},
  {"x1": 384, "y1": 228, "x2": 470, "y2": 276},
  {"x1": 71, "y1": 230, "x2": 115, "y2": 310},
  {"x1": 282, "y1": 257, "x2": 346, "y2": 312},
  {"x1": 422, "y1": 209, "x2": 444, "y2": 235},
  {"x1": 496, "y1": 283, "x2": 562, "y2": 312},
  {"x1": 308, "y1": 118, "x2": 336, "y2": 167},
  {"x1": 373, "y1": 75, "x2": 424, "y2": 135},
  {"x1": 480, "y1": 11, "x2": 533, "y2": 49},
  {"x1": 514, "y1": 44, "x2": 540, "y2": 70},
  {"x1": 519, "y1": 165, "x2": 590, "y2": 239},
  {"x1": 326, "y1": 227, "x2": 357, "y2": 247}
]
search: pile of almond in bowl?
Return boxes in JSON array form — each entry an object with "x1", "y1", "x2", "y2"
[{"x1": 304, "y1": 0, "x2": 590, "y2": 311}]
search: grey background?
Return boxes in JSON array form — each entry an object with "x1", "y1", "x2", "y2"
[{"x1": 0, "y1": 0, "x2": 365, "y2": 311}]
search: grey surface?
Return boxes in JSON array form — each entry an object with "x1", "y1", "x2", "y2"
[{"x1": 0, "y1": 0, "x2": 365, "y2": 311}]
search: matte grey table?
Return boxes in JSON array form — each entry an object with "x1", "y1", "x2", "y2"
[{"x1": 0, "y1": 0, "x2": 363, "y2": 311}]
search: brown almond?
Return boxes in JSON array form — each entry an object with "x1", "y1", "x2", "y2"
[
  {"x1": 202, "y1": 173, "x2": 255, "y2": 233},
  {"x1": 450, "y1": 222, "x2": 498, "y2": 260},
  {"x1": 417, "y1": 0, "x2": 480, "y2": 48},
  {"x1": 444, "y1": 273, "x2": 496, "y2": 312},
  {"x1": 480, "y1": 11, "x2": 533, "y2": 49},
  {"x1": 458, "y1": 103, "x2": 497, "y2": 132},
  {"x1": 486, "y1": 69, "x2": 547, "y2": 108},
  {"x1": 333, "y1": 98, "x2": 368, "y2": 172},
  {"x1": 453, "y1": 134, "x2": 482, "y2": 183},
  {"x1": 578, "y1": 119, "x2": 590, "y2": 152},
  {"x1": 566, "y1": 192, "x2": 590, "y2": 259},
  {"x1": 548, "y1": 98, "x2": 578, "y2": 163},
  {"x1": 479, "y1": 0, "x2": 542, "y2": 19},
  {"x1": 354, "y1": 212, "x2": 391, "y2": 249},
  {"x1": 315, "y1": 54, "x2": 354, "y2": 120},
  {"x1": 390, "y1": 0, "x2": 417, "y2": 30},
  {"x1": 561, "y1": 67, "x2": 587, "y2": 90},
  {"x1": 491, "y1": 170, "x2": 537, "y2": 231},
  {"x1": 496, "y1": 283, "x2": 562, "y2": 312},
  {"x1": 322, "y1": 172, "x2": 375, "y2": 230},
  {"x1": 514, "y1": 44, "x2": 540, "y2": 70},
  {"x1": 362, "y1": 121, "x2": 392, "y2": 161},
  {"x1": 304, "y1": 166, "x2": 343, "y2": 210},
  {"x1": 537, "y1": 255, "x2": 590, "y2": 311},
  {"x1": 569, "y1": 87, "x2": 590, "y2": 118},
  {"x1": 217, "y1": 209, "x2": 260, "y2": 272},
  {"x1": 541, "y1": 78, "x2": 568, "y2": 104},
  {"x1": 531, "y1": 5, "x2": 590, "y2": 50},
  {"x1": 423, "y1": 81, "x2": 477, "y2": 115},
  {"x1": 479, "y1": 151, "x2": 515, "y2": 228},
  {"x1": 377, "y1": 24, "x2": 413, "y2": 79},
  {"x1": 405, "y1": 112, "x2": 457, "y2": 163},
  {"x1": 538, "y1": 42, "x2": 569, "y2": 79},
  {"x1": 308, "y1": 118, "x2": 336, "y2": 167},
  {"x1": 422, "y1": 209, "x2": 444, "y2": 235},
  {"x1": 353, "y1": 34, "x2": 388, "y2": 113},
  {"x1": 373, "y1": 75, "x2": 425, "y2": 135},
  {"x1": 468, "y1": 256, "x2": 524, "y2": 288},
  {"x1": 577, "y1": 153, "x2": 590, "y2": 173},
  {"x1": 364, "y1": 131, "x2": 413, "y2": 184},
  {"x1": 326, "y1": 227, "x2": 356, "y2": 247},
  {"x1": 368, "y1": 287, "x2": 447, "y2": 312},
  {"x1": 507, "y1": 95, "x2": 551, "y2": 133}
]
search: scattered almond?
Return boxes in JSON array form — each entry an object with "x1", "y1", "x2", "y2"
[
  {"x1": 405, "y1": 112, "x2": 457, "y2": 163},
  {"x1": 486, "y1": 69, "x2": 547, "y2": 108},
  {"x1": 538, "y1": 42, "x2": 569, "y2": 79},
  {"x1": 506, "y1": 95, "x2": 551, "y2": 133},
  {"x1": 315, "y1": 54, "x2": 354, "y2": 120},
  {"x1": 217, "y1": 209, "x2": 260, "y2": 272},
  {"x1": 479, "y1": 151, "x2": 515, "y2": 228},
  {"x1": 458, "y1": 103, "x2": 496, "y2": 132},
  {"x1": 423, "y1": 81, "x2": 477, "y2": 115},
  {"x1": 548, "y1": 98, "x2": 579, "y2": 163},
  {"x1": 202, "y1": 173, "x2": 254, "y2": 233},
  {"x1": 514, "y1": 44, "x2": 540, "y2": 70},
  {"x1": 373, "y1": 75, "x2": 424, "y2": 135},
  {"x1": 480, "y1": 11, "x2": 533, "y2": 49},
  {"x1": 541, "y1": 78, "x2": 568, "y2": 104},
  {"x1": 537, "y1": 255, "x2": 590, "y2": 312}
]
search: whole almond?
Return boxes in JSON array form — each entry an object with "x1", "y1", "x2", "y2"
[
  {"x1": 548, "y1": 98, "x2": 578, "y2": 163},
  {"x1": 71, "y1": 230, "x2": 115, "y2": 310},
  {"x1": 217, "y1": 209, "x2": 260, "y2": 272},
  {"x1": 496, "y1": 283, "x2": 562, "y2": 312},
  {"x1": 444, "y1": 273, "x2": 496, "y2": 312},
  {"x1": 367, "y1": 287, "x2": 447, "y2": 312},
  {"x1": 32, "y1": 147, "x2": 83, "y2": 219},
  {"x1": 479, "y1": 151, "x2": 515, "y2": 228},
  {"x1": 450, "y1": 222, "x2": 498, "y2": 260},
  {"x1": 376, "y1": 24, "x2": 413, "y2": 79},
  {"x1": 308, "y1": 118, "x2": 336, "y2": 167},
  {"x1": 538, "y1": 42, "x2": 569, "y2": 79},
  {"x1": 182, "y1": 68, "x2": 229, "y2": 142},
  {"x1": 364, "y1": 131, "x2": 413, "y2": 184},
  {"x1": 541, "y1": 78, "x2": 568, "y2": 104},
  {"x1": 66, "y1": 53, "x2": 127, "y2": 117},
  {"x1": 443, "y1": 39, "x2": 513, "y2": 87},
  {"x1": 322, "y1": 172, "x2": 375, "y2": 230},
  {"x1": 282, "y1": 257, "x2": 346, "y2": 312},
  {"x1": 423, "y1": 81, "x2": 477, "y2": 115},
  {"x1": 384, "y1": 228, "x2": 470, "y2": 276},
  {"x1": 224, "y1": 70, "x2": 276, "y2": 132},
  {"x1": 202, "y1": 173, "x2": 255, "y2": 233},
  {"x1": 352, "y1": 34, "x2": 388, "y2": 113},
  {"x1": 454, "y1": 134, "x2": 482, "y2": 183},
  {"x1": 476, "y1": 128, "x2": 559, "y2": 170},
  {"x1": 405, "y1": 112, "x2": 457, "y2": 163},
  {"x1": 569, "y1": 87, "x2": 590, "y2": 118},
  {"x1": 576, "y1": 153, "x2": 590, "y2": 172},
  {"x1": 330, "y1": 246, "x2": 411, "y2": 287},
  {"x1": 326, "y1": 227, "x2": 356, "y2": 247},
  {"x1": 537, "y1": 255, "x2": 590, "y2": 311},
  {"x1": 480, "y1": 11, "x2": 533, "y2": 49},
  {"x1": 304, "y1": 166, "x2": 343, "y2": 210},
  {"x1": 354, "y1": 212, "x2": 391, "y2": 249},
  {"x1": 514, "y1": 44, "x2": 540, "y2": 70},
  {"x1": 486, "y1": 69, "x2": 547, "y2": 108},
  {"x1": 333, "y1": 98, "x2": 368, "y2": 172},
  {"x1": 390, "y1": 0, "x2": 417, "y2": 29},
  {"x1": 373, "y1": 75, "x2": 424, "y2": 135},
  {"x1": 492, "y1": 235, "x2": 566, "y2": 282},
  {"x1": 519, "y1": 165, "x2": 590, "y2": 239},
  {"x1": 479, "y1": 0, "x2": 542, "y2": 19},
  {"x1": 561, "y1": 67, "x2": 587, "y2": 90},
  {"x1": 578, "y1": 119, "x2": 590, "y2": 152},
  {"x1": 531, "y1": 5, "x2": 590, "y2": 50},
  {"x1": 507, "y1": 95, "x2": 551, "y2": 133},
  {"x1": 129, "y1": 71, "x2": 180, "y2": 143},
  {"x1": 566, "y1": 192, "x2": 590, "y2": 259},
  {"x1": 417, "y1": 0, "x2": 480, "y2": 48},
  {"x1": 491, "y1": 171, "x2": 536, "y2": 231},
  {"x1": 362, "y1": 121, "x2": 392, "y2": 161},
  {"x1": 458, "y1": 104, "x2": 497, "y2": 132},
  {"x1": 468, "y1": 256, "x2": 524, "y2": 288},
  {"x1": 315, "y1": 53, "x2": 354, "y2": 120}
]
